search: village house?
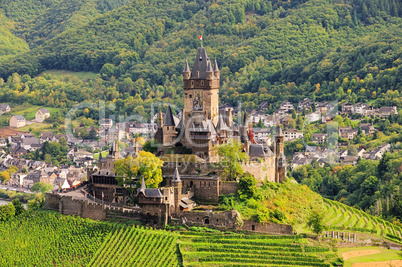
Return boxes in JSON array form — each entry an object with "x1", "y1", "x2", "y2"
[
  {"x1": 376, "y1": 106, "x2": 398, "y2": 118},
  {"x1": 9, "y1": 115, "x2": 26, "y2": 128},
  {"x1": 0, "y1": 104, "x2": 11, "y2": 114},
  {"x1": 0, "y1": 138, "x2": 7, "y2": 147},
  {"x1": 359, "y1": 123, "x2": 376, "y2": 135},
  {"x1": 35, "y1": 108, "x2": 50, "y2": 122},
  {"x1": 341, "y1": 103, "x2": 353, "y2": 115},
  {"x1": 297, "y1": 98, "x2": 313, "y2": 111},
  {"x1": 352, "y1": 103, "x2": 371, "y2": 115},
  {"x1": 305, "y1": 112, "x2": 320, "y2": 123},
  {"x1": 125, "y1": 122, "x2": 150, "y2": 136},
  {"x1": 338, "y1": 127, "x2": 357, "y2": 140},
  {"x1": 312, "y1": 133, "x2": 327, "y2": 144},
  {"x1": 283, "y1": 129, "x2": 303, "y2": 141},
  {"x1": 258, "y1": 101, "x2": 269, "y2": 112},
  {"x1": 100, "y1": 118, "x2": 113, "y2": 131},
  {"x1": 339, "y1": 156, "x2": 359, "y2": 166},
  {"x1": 368, "y1": 143, "x2": 391, "y2": 160}
]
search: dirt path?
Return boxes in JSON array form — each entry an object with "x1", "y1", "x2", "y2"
[
  {"x1": 353, "y1": 260, "x2": 402, "y2": 267},
  {"x1": 342, "y1": 250, "x2": 381, "y2": 260}
]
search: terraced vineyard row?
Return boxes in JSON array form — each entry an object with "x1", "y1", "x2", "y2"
[
  {"x1": 179, "y1": 232, "x2": 336, "y2": 266},
  {"x1": 323, "y1": 199, "x2": 402, "y2": 240},
  {"x1": 88, "y1": 225, "x2": 180, "y2": 267},
  {"x1": 0, "y1": 211, "x2": 113, "y2": 266}
]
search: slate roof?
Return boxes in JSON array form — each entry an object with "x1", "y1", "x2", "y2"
[
  {"x1": 191, "y1": 47, "x2": 211, "y2": 79},
  {"x1": 13, "y1": 115, "x2": 25, "y2": 121},
  {"x1": 164, "y1": 105, "x2": 175, "y2": 126},
  {"x1": 249, "y1": 144, "x2": 267, "y2": 157}
]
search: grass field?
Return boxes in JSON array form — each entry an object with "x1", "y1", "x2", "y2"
[
  {"x1": 18, "y1": 123, "x2": 52, "y2": 132},
  {"x1": 5, "y1": 103, "x2": 61, "y2": 121},
  {"x1": 94, "y1": 151, "x2": 108, "y2": 160},
  {"x1": 339, "y1": 246, "x2": 401, "y2": 267}
]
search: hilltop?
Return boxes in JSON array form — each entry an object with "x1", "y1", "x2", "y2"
[{"x1": 0, "y1": 0, "x2": 400, "y2": 113}]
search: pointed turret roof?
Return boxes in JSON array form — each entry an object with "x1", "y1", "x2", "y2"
[
  {"x1": 206, "y1": 60, "x2": 213, "y2": 72},
  {"x1": 172, "y1": 167, "x2": 181, "y2": 182},
  {"x1": 183, "y1": 59, "x2": 190, "y2": 72},
  {"x1": 137, "y1": 176, "x2": 146, "y2": 196},
  {"x1": 216, "y1": 115, "x2": 229, "y2": 131},
  {"x1": 191, "y1": 47, "x2": 210, "y2": 79},
  {"x1": 214, "y1": 59, "x2": 219, "y2": 72},
  {"x1": 164, "y1": 105, "x2": 175, "y2": 126}
]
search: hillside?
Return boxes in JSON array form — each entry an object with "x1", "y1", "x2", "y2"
[{"x1": 0, "y1": 0, "x2": 400, "y2": 112}]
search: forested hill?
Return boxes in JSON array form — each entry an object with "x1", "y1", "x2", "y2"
[{"x1": 0, "y1": 0, "x2": 401, "y2": 112}]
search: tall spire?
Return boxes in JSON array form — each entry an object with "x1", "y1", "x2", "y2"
[
  {"x1": 214, "y1": 59, "x2": 219, "y2": 72},
  {"x1": 206, "y1": 60, "x2": 213, "y2": 72},
  {"x1": 164, "y1": 105, "x2": 175, "y2": 126},
  {"x1": 172, "y1": 167, "x2": 181, "y2": 182},
  {"x1": 137, "y1": 176, "x2": 147, "y2": 196},
  {"x1": 183, "y1": 59, "x2": 190, "y2": 72}
]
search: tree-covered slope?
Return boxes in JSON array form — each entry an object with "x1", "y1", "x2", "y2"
[
  {"x1": 0, "y1": 0, "x2": 132, "y2": 47},
  {"x1": 0, "y1": 0, "x2": 400, "y2": 110},
  {"x1": 0, "y1": 13, "x2": 29, "y2": 62}
]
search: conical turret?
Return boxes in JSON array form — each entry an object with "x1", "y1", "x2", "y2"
[
  {"x1": 214, "y1": 59, "x2": 220, "y2": 79},
  {"x1": 183, "y1": 59, "x2": 190, "y2": 80},
  {"x1": 206, "y1": 60, "x2": 213, "y2": 80}
]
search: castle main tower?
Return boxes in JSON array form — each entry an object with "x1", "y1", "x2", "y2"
[{"x1": 183, "y1": 48, "x2": 220, "y2": 125}]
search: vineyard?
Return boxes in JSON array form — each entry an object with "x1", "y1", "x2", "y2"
[
  {"x1": 323, "y1": 199, "x2": 402, "y2": 242},
  {"x1": 179, "y1": 231, "x2": 337, "y2": 266},
  {"x1": 88, "y1": 225, "x2": 180, "y2": 266},
  {"x1": 0, "y1": 211, "x2": 113, "y2": 266}
]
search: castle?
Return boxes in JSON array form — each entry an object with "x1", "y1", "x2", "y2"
[{"x1": 87, "y1": 46, "x2": 286, "y2": 227}]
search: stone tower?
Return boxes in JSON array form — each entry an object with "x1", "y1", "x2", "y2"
[
  {"x1": 275, "y1": 126, "x2": 286, "y2": 183},
  {"x1": 172, "y1": 167, "x2": 182, "y2": 217},
  {"x1": 183, "y1": 48, "x2": 220, "y2": 125},
  {"x1": 161, "y1": 105, "x2": 177, "y2": 145}
]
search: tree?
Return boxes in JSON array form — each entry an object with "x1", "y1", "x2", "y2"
[
  {"x1": 292, "y1": 109, "x2": 297, "y2": 119},
  {"x1": 44, "y1": 154, "x2": 52, "y2": 164},
  {"x1": 142, "y1": 139, "x2": 158, "y2": 153},
  {"x1": 0, "y1": 171, "x2": 10, "y2": 184},
  {"x1": 0, "y1": 203, "x2": 15, "y2": 222},
  {"x1": 27, "y1": 193, "x2": 45, "y2": 211},
  {"x1": 238, "y1": 172, "x2": 258, "y2": 199},
  {"x1": 12, "y1": 199, "x2": 25, "y2": 216},
  {"x1": 31, "y1": 182, "x2": 53, "y2": 194},
  {"x1": 216, "y1": 141, "x2": 248, "y2": 180},
  {"x1": 347, "y1": 144, "x2": 358, "y2": 156},
  {"x1": 88, "y1": 127, "x2": 98, "y2": 140},
  {"x1": 114, "y1": 151, "x2": 164, "y2": 192},
  {"x1": 257, "y1": 118, "x2": 263, "y2": 128},
  {"x1": 307, "y1": 209, "x2": 325, "y2": 238}
]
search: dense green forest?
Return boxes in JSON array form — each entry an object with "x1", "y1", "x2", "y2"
[{"x1": 0, "y1": 0, "x2": 400, "y2": 114}]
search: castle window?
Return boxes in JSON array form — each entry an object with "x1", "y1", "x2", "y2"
[
  {"x1": 252, "y1": 225, "x2": 255, "y2": 231},
  {"x1": 190, "y1": 94, "x2": 192, "y2": 98},
  {"x1": 201, "y1": 81, "x2": 204, "y2": 86},
  {"x1": 191, "y1": 81, "x2": 194, "y2": 86},
  {"x1": 167, "y1": 126, "x2": 169, "y2": 130}
]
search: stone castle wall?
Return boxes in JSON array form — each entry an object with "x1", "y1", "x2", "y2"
[
  {"x1": 240, "y1": 220, "x2": 293, "y2": 235},
  {"x1": 219, "y1": 181, "x2": 238, "y2": 195}
]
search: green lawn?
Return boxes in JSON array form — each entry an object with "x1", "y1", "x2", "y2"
[
  {"x1": 18, "y1": 123, "x2": 52, "y2": 132},
  {"x1": 94, "y1": 151, "x2": 108, "y2": 160},
  {"x1": 40, "y1": 70, "x2": 98, "y2": 81},
  {"x1": 339, "y1": 246, "x2": 401, "y2": 267},
  {"x1": 9, "y1": 103, "x2": 61, "y2": 120}
]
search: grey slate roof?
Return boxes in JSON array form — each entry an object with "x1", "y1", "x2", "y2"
[
  {"x1": 183, "y1": 59, "x2": 190, "y2": 72},
  {"x1": 172, "y1": 167, "x2": 181, "y2": 182},
  {"x1": 191, "y1": 47, "x2": 211, "y2": 79},
  {"x1": 213, "y1": 59, "x2": 219, "y2": 72},
  {"x1": 249, "y1": 144, "x2": 267, "y2": 157},
  {"x1": 164, "y1": 105, "x2": 175, "y2": 126},
  {"x1": 13, "y1": 115, "x2": 25, "y2": 121}
]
